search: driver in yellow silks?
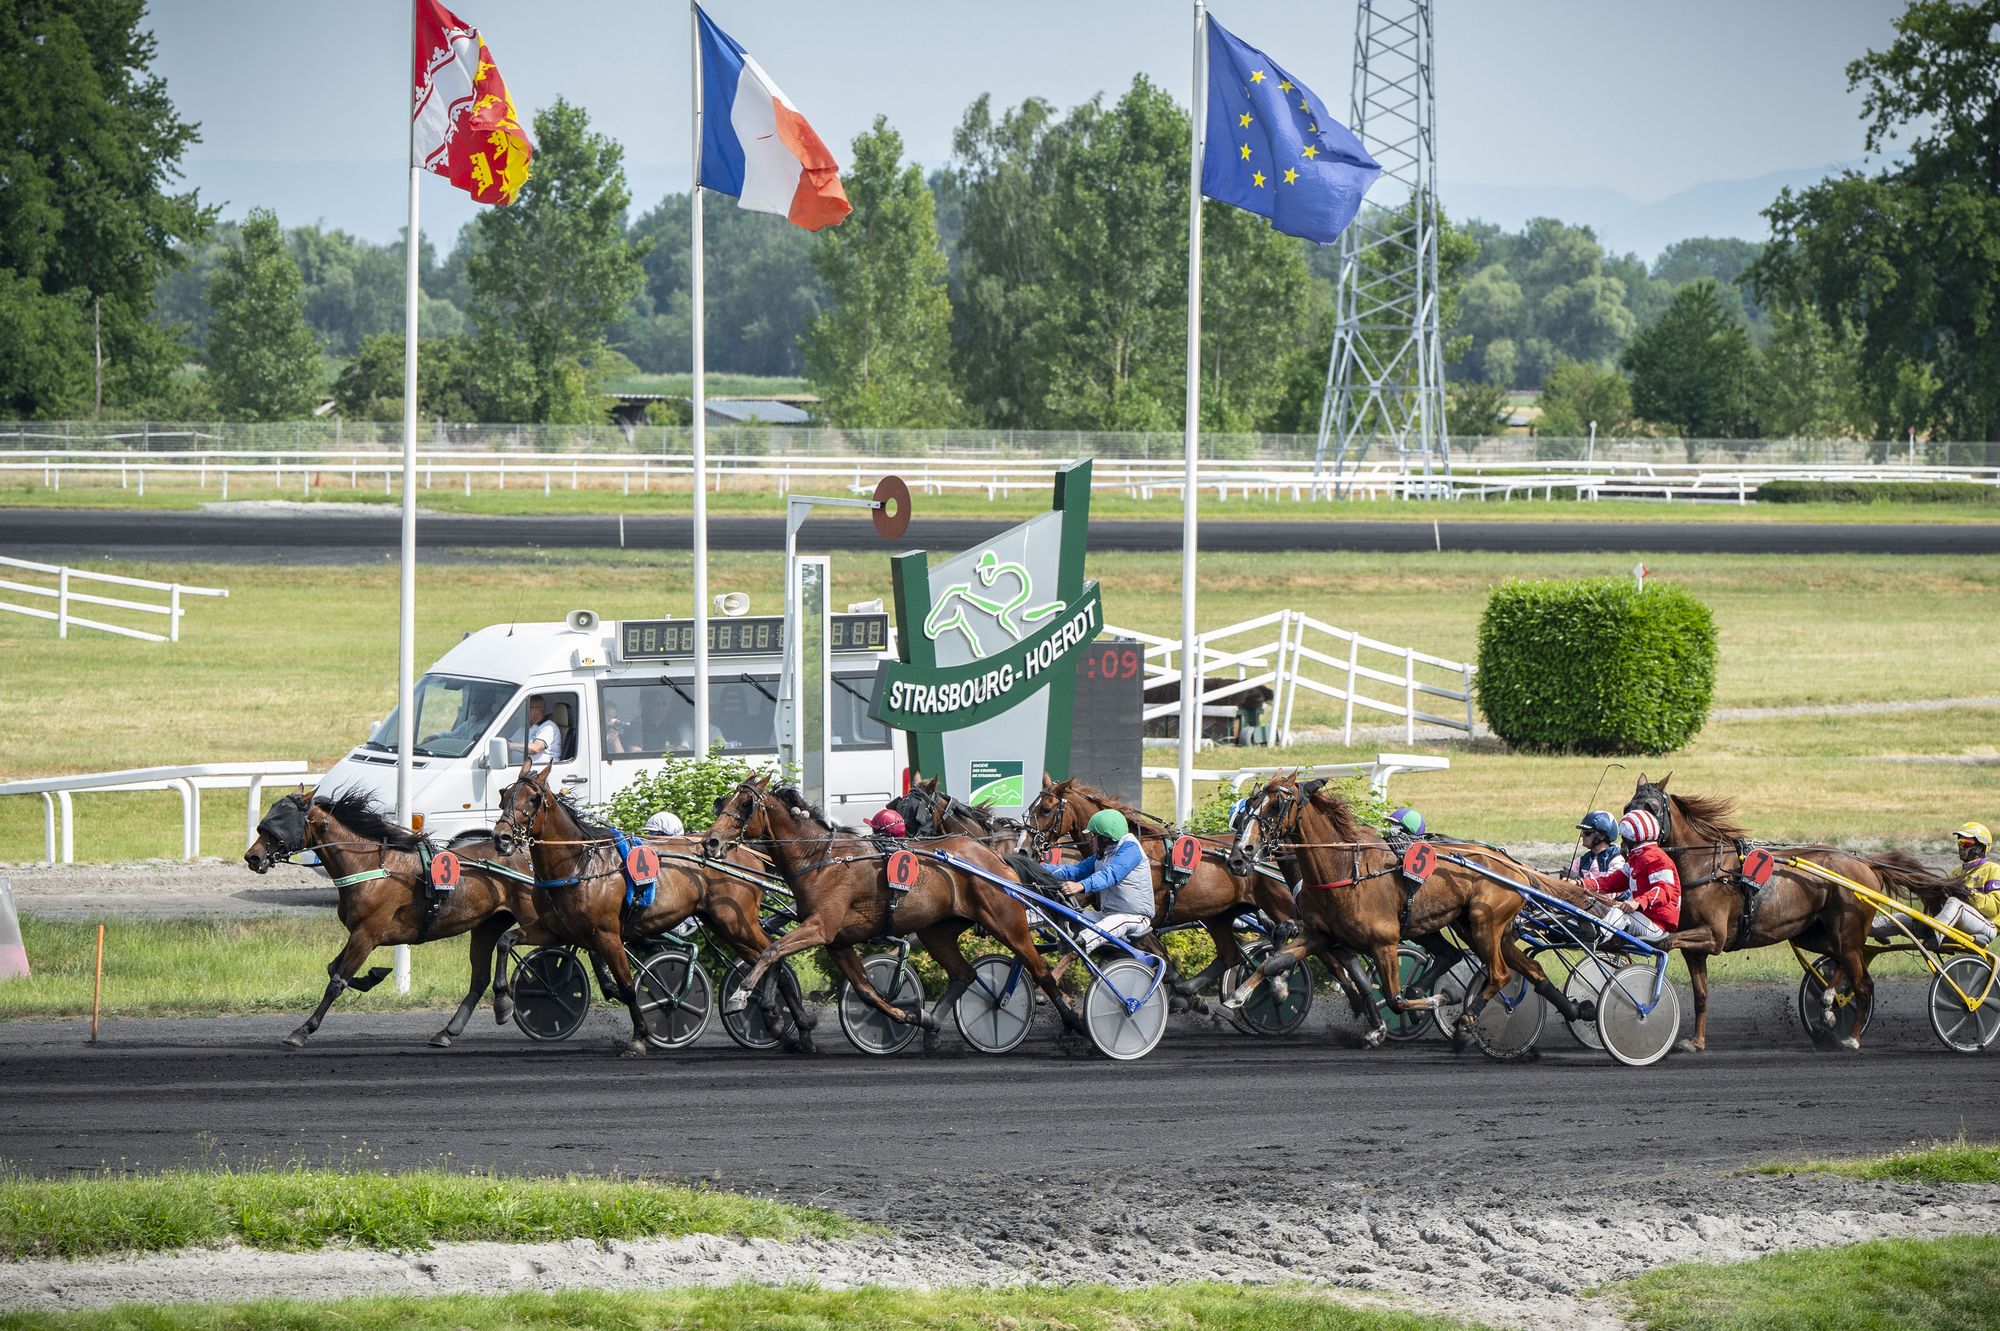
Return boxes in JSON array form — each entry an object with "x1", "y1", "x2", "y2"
[{"x1": 1957, "y1": 823, "x2": 1999, "y2": 927}]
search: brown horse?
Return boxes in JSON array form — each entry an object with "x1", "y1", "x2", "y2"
[
  {"x1": 244, "y1": 788, "x2": 547, "y2": 1049},
  {"x1": 1227, "y1": 772, "x2": 1592, "y2": 1048},
  {"x1": 1024, "y1": 774, "x2": 1301, "y2": 999},
  {"x1": 491, "y1": 762, "x2": 813, "y2": 1057},
  {"x1": 704, "y1": 774, "x2": 1090, "y2": 1050},
  {"x1": 1625, "y1": 773, "x2": 1954, "y2": 1053}
]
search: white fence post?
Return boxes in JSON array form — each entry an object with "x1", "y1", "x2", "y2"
[
  {"x1": 170, "y1": 584, "x2": 182, "y2": 642},
  {"x1": 1462, "y1": 663, "x2": 1476, "y2": 737},
  {"x1": 1404, "y1": 651, "x2": 1417, "y2": 744},
  {"x1": 56, "y1": 568, "x2": 68, "y2": 639},
  {"x1": 1343, "y1": 634, "x2": 1359, "y2": 745}
]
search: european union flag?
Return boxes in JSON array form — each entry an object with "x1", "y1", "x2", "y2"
[{"x1": 1202, "y1": 15, "x2": 1379, "y2": 244}]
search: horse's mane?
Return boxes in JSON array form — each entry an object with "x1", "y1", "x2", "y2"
[
  {"x1": 1061, "y1": 779, "x2": 1168, "y2": 834},
  {"x1": 1303, "y1": 782, "x2": 1369, "y2": 843},
  {"x1": 943, "y1": 795, "x2": 1002, "y2": 830},
  {"x1": 314, "y1": 788, "x2": 423, "y2": 851},
  {"x1": 1668, "y1": 790, "x2": 1751, "y2": 846},
  {"x1": 776, "y1": 786, "x2": 843, "y2": 834},
  {"x1": 552, "y1": 792, "x2": 619, "y2": 843}
]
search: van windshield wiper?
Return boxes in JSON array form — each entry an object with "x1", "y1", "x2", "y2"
[
  {"x1": 833, "y1": 676, "x2": 870, "y2": 702},
  {"x1": 737, "y1": 673, "x2": 778, "y2": 703},
  {"x1": 660, "y1": 679, "x2": 696, "y2": 705}
]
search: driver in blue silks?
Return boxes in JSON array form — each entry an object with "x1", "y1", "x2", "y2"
[{"x1": 1045, "y1": 808, "x2": 1155, "y2": 951}]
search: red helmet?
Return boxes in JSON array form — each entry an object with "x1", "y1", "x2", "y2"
[
  {"x1": 867, "y1": 809, "x2": 907, "y2": 836},
  {"x1": 1618, "y1": 810, "x2": 1661, "y2": 845}
]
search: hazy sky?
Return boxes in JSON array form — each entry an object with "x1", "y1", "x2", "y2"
[{"x1": 145, "y1": 1, "x2": 1908, "y2": 250}]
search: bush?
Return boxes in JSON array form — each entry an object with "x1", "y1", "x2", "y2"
[
  {"x1": 1756, "y1": 479, "x2": 1998, "y2": 505},
  {"x1": 596, "y1": 747, "x2": 774, "y2": 835},
  {"x1": 1476, "y1": 578, "x2": 1717, "y2": 755}
]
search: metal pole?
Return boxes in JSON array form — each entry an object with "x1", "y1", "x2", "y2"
[
  {"x1": 1176, "y1": 0, "x2": 1206, "y2": 823},
  {"x1": 392, "y1": 0, "x2": 421, "y2": 994},
  {"x1": 689, "y1": 1, "x2": 711, "y2": 755}
]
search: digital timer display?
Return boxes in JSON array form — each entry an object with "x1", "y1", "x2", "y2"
[
  {"x1": 1081, "y1": 643, "x2": 1145, "y2": 681},
  {"x1": 617, "y1": 613, "x2": 890, "y2": 661}
]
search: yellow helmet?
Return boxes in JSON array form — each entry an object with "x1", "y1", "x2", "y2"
[{"x1": 1957, "y1": 822, "x2": 1992, "y2": 849}]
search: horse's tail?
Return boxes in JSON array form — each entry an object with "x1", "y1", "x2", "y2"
[{"x1": 1863, "y1": 850, "x2": 1962, "y2": 906}]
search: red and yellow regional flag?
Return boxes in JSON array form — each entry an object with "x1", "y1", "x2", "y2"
[{"x1": 412, "y1": 0, "x2": 533, "y2": 206}]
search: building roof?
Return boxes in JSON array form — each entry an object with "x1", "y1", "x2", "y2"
[{"x1": 704, "y1": 399, "x2": 813, "y2": 425}]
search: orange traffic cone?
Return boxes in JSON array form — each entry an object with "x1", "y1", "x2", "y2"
[{"x1": 0, "y1": 879, "x2": 27, "y2": 981}]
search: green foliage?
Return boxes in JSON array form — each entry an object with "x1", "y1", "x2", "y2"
[
  {"x1": 203, "y1": 209, "x2": 322, "y2": 421},
  {"x1": 804, "y1": 117, "x2": 962, "y2": 428},
  {"x1": 1449, "y1": 217, "x2": 1643, "y2": 387},
  {"x1": 595, "y1": 748, "x2": 774, "y2": 836},
  {"x1": 1756, "y1": 479, "x2": 1997, "y2": 505},
  {"x1": 0, "y1": 272, "x2": 93, "y2": 417},
  {"x1": 1617, "y1": 1235, "x2": 2000, "y2": 1331},
  {"x1": 1621, "y1": 279, "x2": 1758, "y2": 438},
  {"x1": 1750, "y1": 1136, "x2": 2000, "y2": 1184},
  {"x1": 331, "y1": 333, "x2": 485, "y2": 423},
  {"x1": 1534, "y1": 360, "x2": 1632, "y2": 443},
  {"x1": 468, "y1": 99, "x2": 649, "y2": 423},
  {"x1": 1476, "y1": 577, "x2": 1717, "y2": 755},
  {"x1": 1754, "y1": 303, "x2": 1863, "y2": 438}
]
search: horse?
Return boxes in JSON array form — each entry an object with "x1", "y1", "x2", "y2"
[
  {"x1": 491, "y1": 762, "x2": 815, "y2": 1058},
  {"x1": 244, "y1": 788, "x2": 546, "y2": 1050},
  {"x1": 1227, "y1": 772, "x2": 1595, "y2": 1048},
  {"x1": 1624, "y1": 773, "x2": 1956, "y2": 1053},
  {"x1": 1023, "y1": 774, "x2": 1305, "y2": 1001},
  {"x1": 888, "y1": 777, "x2": 1032, "y2": 853},
  {"x1": 703, "y1": 774, "x2": 1091, "y2": 1050}
]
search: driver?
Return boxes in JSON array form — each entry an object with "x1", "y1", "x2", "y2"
[
  {"x1": 866, "y1": 809, "x2": 907, "y2": 838},
  {"x1": 1570, "y1": 811, "x2": 1626, "y2": 878},
  {"x1": 1936, "y1": 822, "x2": 1999, "y2": 945},
  {"x1": 1578, "y1": 810, "x2": 1679, "y2": 944},
  {"x1": 1044, "y1": 809, "x2": 1154, "y2": 951}
]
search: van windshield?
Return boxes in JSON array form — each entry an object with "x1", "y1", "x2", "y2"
[{"x1": 365, "y1": 674, "x2": 516, "y2": 759}]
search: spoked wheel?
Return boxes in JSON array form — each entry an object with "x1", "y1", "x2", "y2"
[
  {"x1": 1430, "y1": 958, "x2": 1480, "y2": 1038},
  {"x1": 1372, "y1": 943, "x2": 1436, "y2": 1043},
  {"x1": 953, "y1": 954, "x2": 1035, "y2": 1055},
  {"x1": 1221, "y1": 942, "x2": 1314, "y2": 1037},
  {"x1": 1084, "y1": 957, "x2": 1170, "y2": 1060},
  {"x1": 1465, "y1": 966, "x2": 1546, "y2": 1060},
  {"x1": 633, "y1": 952, "x2": 712, "y2": 1050},
  {"x1": 511, "y1": 946, "x2": 591, "y2": 1042},
  {"x1": 1596, "y1": 963, "x2": 1680, "y2": 1066},
  {"x1": 1797, "y1": 955, "x2": 1872, "y2": 1046},
  {"x1": 1928, "y1": 956, "x2": 2000, "y2": 1054},
  {"x1": 720, "y1": 959, "x2": 796, "y2": 1052},
  {"x1": 1562, "y1": 956, "x2": 1618, "y2": 1051},
  {"x1": 838, "y1": 953, "x2": 925, "y2": 1056}
]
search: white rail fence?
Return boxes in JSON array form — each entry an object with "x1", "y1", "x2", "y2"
[
  {"x1": 3, "y1": 449, "x2": 1998, "y2": 506},
  {"x1": 1142, "y1": 753, "x2": 1452, "y2": 809},
  {"x1": 0, "y1": 556, "x2": 228, "y2": 642},
  {"x1": 0, "y1": 762, "x2": 318, "y2": 864},
  {"x1": 1107, "y1": 610, "x2": 1477, "y2": 746}
]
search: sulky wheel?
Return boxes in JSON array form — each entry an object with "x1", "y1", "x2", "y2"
[
  {"x1": 838, "y1": 953, "x2": 925, "y2": 1056},
  {"x1": 1927, "y1": 956, "x2": 2000, "y2": 1054},
  {"x1": 1596, "y1": 963, "x2": 1681, "y2": 1067},
  {"x1": 953, "y1": 954, "x2": 1035, "y2": 1055},
  {"x1": 1221, "y1": 941, "x2": 1315, "y2": 1037},
  {"x1": 1374, "y1": 942, "x2": 1434, "y2": 1043},
  {"x1": 1797, "y1": 955, "x2": 1872, "y2": 1046},
  {"x1": 1466, "y1": 965, "x2": 1546, "y2": 1061},
  {"x1": 720, "y1": 959, "x2": 795, "y2": 1052},
  {"x1": 1430, "y1": 958, "x2": 1481, "y2": 1038},
  {"x1": 1563, "y1": 956, "x2": 1619, "y2": 1051},
  {"x1": 511, "y1": 946, "x2": 592, "y2": 1042},
  {"x1": 1084, "y1": 957, "x2": 1170, "y2": 1061},
  {"x1": 634, "y1": 952, "x2": 712, "y2": 1051}
]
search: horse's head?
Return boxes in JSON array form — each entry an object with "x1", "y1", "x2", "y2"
[
  {"x1": 492, "y1": 759, "x2": 555, "y2": 856},
  {"x1": 885, "y1": 785, "x2": 943, "y2": 839},
  {"x1": 1026, "y1": 772, "x2": 1079, "y2": 845},
  {"x1": 1231, "y1": 772, "x2": 1304, "y2": 875},
  {"x1": 244, "y1": 789, "x2": 311, "y2": 874},
  {"x1": 1624, "y1": 771, "x2": 1674, "y2": 839},
  {"x1": 704, "y1": 774, "x2": 774, "y2": 858}
]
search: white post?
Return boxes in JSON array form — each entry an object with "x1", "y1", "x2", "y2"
[
  {"x1": 1404, "y1": 650, "x2": 1417, "y2": 744},
  {"x1": 170, "y1": 585, "x2": 182, "y2": 642},
  {"x1": 1342, "y1": 633, "x2": 1358, "y2": 745},
  {"x1": 1461, "y1": 662, "x2": 1475, "y2": 737},
  {"x1": 689, "y1": 1, "x2": 711, "y2": 754},
  {"x1": 57, "y1": 790, "x2": 73, "y2": 863},
  {"x1": 57, "y1": 567, "x2": 68, "y2": 639},
  {"x1": 392, "y1": 0, "x2": 422, "y2": 994},
  {"x1": 40, "y1": 792, "x2": 55, "y2": 865},
  {"x1": 1175, "y1": 0, "x2": 1207, "y2": 823}
]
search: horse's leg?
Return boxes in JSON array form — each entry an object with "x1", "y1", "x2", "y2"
[
  {"x1": 1508, "y1": 936, "x2": 1592, "y2": 1025},
  {"x1": 915, "y1": 923, "x2": 979, "y2": 1053},
  {"x1": 825, "y1": 942, "x2": 925, "y2": 1026},
  {"x1": 1452, "y1": 906, "x2": 1515, "y2": 1049},
  {"x1": 1222, "y1": 937, "x2": 1308, "y2": 1011},
  {"x1": 703, "y1": 892, "x2": 816, "y2": 1049},
  {"x1": 725, "y1": 917, "x2": 831, "y2": 1014},
  {"x1": 1172, "y1": 919, "x2": 1239, "y2": 1000},
  {"x1": 284, "y1": 928, "x2": 388, "y2": 1048},
  {"x1": 1675, "y1": 949, "x2": 1714, "y2": 1054},
  {"x1": 592, "y1": 931, "x2": 648, "y2": 1058},
  {"x1": 1827, "y1": 907, "x2": 1874, "y2": 1053},
  {"x1": 434, "y1": 914, "x2": 507, "y2": 1047}
]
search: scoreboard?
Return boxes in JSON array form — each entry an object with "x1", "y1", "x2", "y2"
[
  {"x1": 616, "y1": 613, "x2": 891, "y2": 662},
  {"x1": 1067, "y1": 638, "x2": 1144, "y2": 807}
]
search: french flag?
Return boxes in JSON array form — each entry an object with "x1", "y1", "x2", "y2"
[{"x1": 696, "y1": 7, "x2": 851, "y2": 231}]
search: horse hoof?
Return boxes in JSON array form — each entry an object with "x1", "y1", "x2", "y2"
[
  {"x1": 1673, "y1": 1038, "x2": 1704, "y2": 1055},
  {"x1": 1363, "y1": 1026, "x2": 1387, "y2": 1049},
  {"x1": 617, "y1": 1041, "x2": 647, "y2": 1059},
  {"x1": 1572, "y1": 1001, "x2": 1598, "y2": 1024},
  {"x1": 1840, "y1": 1036, "x2": 1861, "y2": 1053},
  {"x1": 493, "y1": 998, "x2": 515, "y2": 1026},
  {"x1": 281, "y1": 1031, "x2": 308, "y2": 1049},
  {"x1": 722, "y1": 989, "x2": 751, "y2": 1015},
  {"x1": 429, "y1": 1032, "x2": 454, "y2": 1049},
  {"x1": 922, "y1": 1028, "x2": 946, "y2": 1055},
  {"x1": 1168, "y1": 995, "x2": 1190, "y2": 1014}
]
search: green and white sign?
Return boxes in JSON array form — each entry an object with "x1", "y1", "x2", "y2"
[{"x1": 871, "y1": 461, "x2": 1099, "y2": 817}]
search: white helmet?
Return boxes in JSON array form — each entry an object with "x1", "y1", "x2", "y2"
[{"x1": 644, "y1": 810, "x2": 686, "y2": 837}]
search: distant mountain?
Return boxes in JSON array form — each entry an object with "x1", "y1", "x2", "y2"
[{"x1": 1442, "y1": 161, "x2": 1863, "y2": 262}]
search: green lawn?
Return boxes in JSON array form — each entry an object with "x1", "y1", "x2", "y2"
[
  {"x1": 0, "y1": 1166, "x2": 858, "y2": 1261},
  {"x1": 2, "y1": 550, "x2": 1994, "y2": 860},
  {"x1": 1748, "y1": 1139, "x2": 2000, "y2": 1185}
]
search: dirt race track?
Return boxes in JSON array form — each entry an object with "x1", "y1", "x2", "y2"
[{"x1": 5, "y1": 985, "x2": 1998, "y2": 1327}]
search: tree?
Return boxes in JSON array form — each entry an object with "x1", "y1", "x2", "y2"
[
  {"x1": 468, "y1": 99, "x2": 648, "y2": 422},
  {"x1": 1752, "y1": 0, "x2": 2000, "y2": 457},
  {"x1": 1754, "y1": 304, "x2": 1862, "y2": 438},
  {"x1": 1444, "y1": 378, "x2": 1511, "y2": 445},
  {"x1": 203, "y1": 209, "x2": 321, "y2": 420},
  {"x1": 1535, "y1": 360, "x2": 1631, "y2": 443},
  {"x1": 332, "y1": 332, "x2": 485, "y2": 422},
  {"x1": 803, "y1": 116, "x2": 961, "y2": 429},
  {"x1": 0, "y1": 0, "x2": 212, "y2": 413},
  {"x1": 1620, "y1": 279, "x2": 1757, "y2": 438}
]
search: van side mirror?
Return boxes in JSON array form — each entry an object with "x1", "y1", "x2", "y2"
[{"x1": 486, "y1": 737, "x2": 511, "y2": 771}]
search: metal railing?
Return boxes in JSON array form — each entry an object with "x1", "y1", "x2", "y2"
[
  {"x1": 1142, "y1": 752, "x2": 1452, "y2": 808},
  {"x1": 0, "y1": 557, "x2": 228, "y2": 642},
  {"x1": 0, "y1": 762, "x2": 317, "y2": 864}
]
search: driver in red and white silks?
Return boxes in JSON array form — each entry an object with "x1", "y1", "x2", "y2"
[{"x1": 1580, "y1": 810, "x2": 1680, "y2": 944}]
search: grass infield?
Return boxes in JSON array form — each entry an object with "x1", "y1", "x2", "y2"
[
  {"x1": 0, "y1": 1166, "x2": 860, "y2": 1262},
  {"x1": 1747, "y1": 1138, "x2": 2000, "y2": 1185}
]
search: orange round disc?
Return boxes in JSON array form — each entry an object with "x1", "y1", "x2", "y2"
[{"x1": 872, "y1": 475, "x2": 912, "y2": 540}]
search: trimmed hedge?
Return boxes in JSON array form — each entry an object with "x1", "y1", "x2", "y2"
[
  {"x1": 1757, "y1": 479, "x2": 1999, "y2": 504},
  {"x1": 1476, "y1": 578, "x2": 1717, "y2": 755}
]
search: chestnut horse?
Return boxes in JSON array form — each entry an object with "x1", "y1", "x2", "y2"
[
  {"x1": 1625, "y1": 773, "x2": 1954, "y2": 1053},
  {"x1": 245, "y1": 789, "x2": 546, "y2": 1049},
  {"x1": 1228, "y1": 772, "x2": 1594, "y2": 1048},
  {"x1": 491, "y1": 763, "x2": 813, "y2": 1057},
  {"x1": 704, "y1": 774, "x2": 1089, "y2": 1050}
]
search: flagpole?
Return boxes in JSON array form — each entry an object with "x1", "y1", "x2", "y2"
[
  {"x1": 1176, "y1": 0, "x2": 1206, "y2": 824},
  {"x1": 689, "y1": 1, "x2": 711, "y2": 758},
  {"x1": 393, "y1": 0, "x2": 422, "y2": 994}
]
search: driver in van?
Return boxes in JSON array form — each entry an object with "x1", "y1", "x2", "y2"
[
  {"x1": 608, "y1": 689, "x2": 692, "y2": 754},
  {"x1": 508, "y1": 694, "x2": 561, "y2": 770}
]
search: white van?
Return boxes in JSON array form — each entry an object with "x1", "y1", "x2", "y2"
[{"x1": 316, "y1": 610, "x2": 907, "y2": 839}]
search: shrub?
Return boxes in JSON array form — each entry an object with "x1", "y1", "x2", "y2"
[
  {"x1": 1476, "y1": 578, "x2": 1717, "y2": 755},
  {"x1": 1756, "y1": 479, "x2": 1998, "y2": 505},
  {"x1": 596, "y1": 747, "x2": 774, "y2": 835}
]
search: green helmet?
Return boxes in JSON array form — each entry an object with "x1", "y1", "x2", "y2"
[{"x1": 1086, "y1": 809, "x2": 1130, "y2": 841}]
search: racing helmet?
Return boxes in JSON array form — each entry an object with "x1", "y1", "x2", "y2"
[
  {"x1": 867, "y1": 809, "x2": 907, "y2": 837},
  {"x1": 1085, "y1": 809, "x2": 1130, "y2": 841},
  {"x1": 1618, "y1": 810, "x2": 1662, "y2": 845},
  {"x1": 1956, "y1": 821, "x2": 1992, "y2": 850},
  {"x1": 1576, "y1": 810, "x2": 1619, "y2": 842},
  {"x1": 643, "y1": 810, "x2": 685, "y2": 837},
  {"x1": 1389, "y1": 807, "x2": 1426, "y2": 837}
]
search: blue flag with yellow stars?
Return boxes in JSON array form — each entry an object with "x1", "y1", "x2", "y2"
[{"x1": 1203, "y1": 14, "x2": 1379, "y2": 243}]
